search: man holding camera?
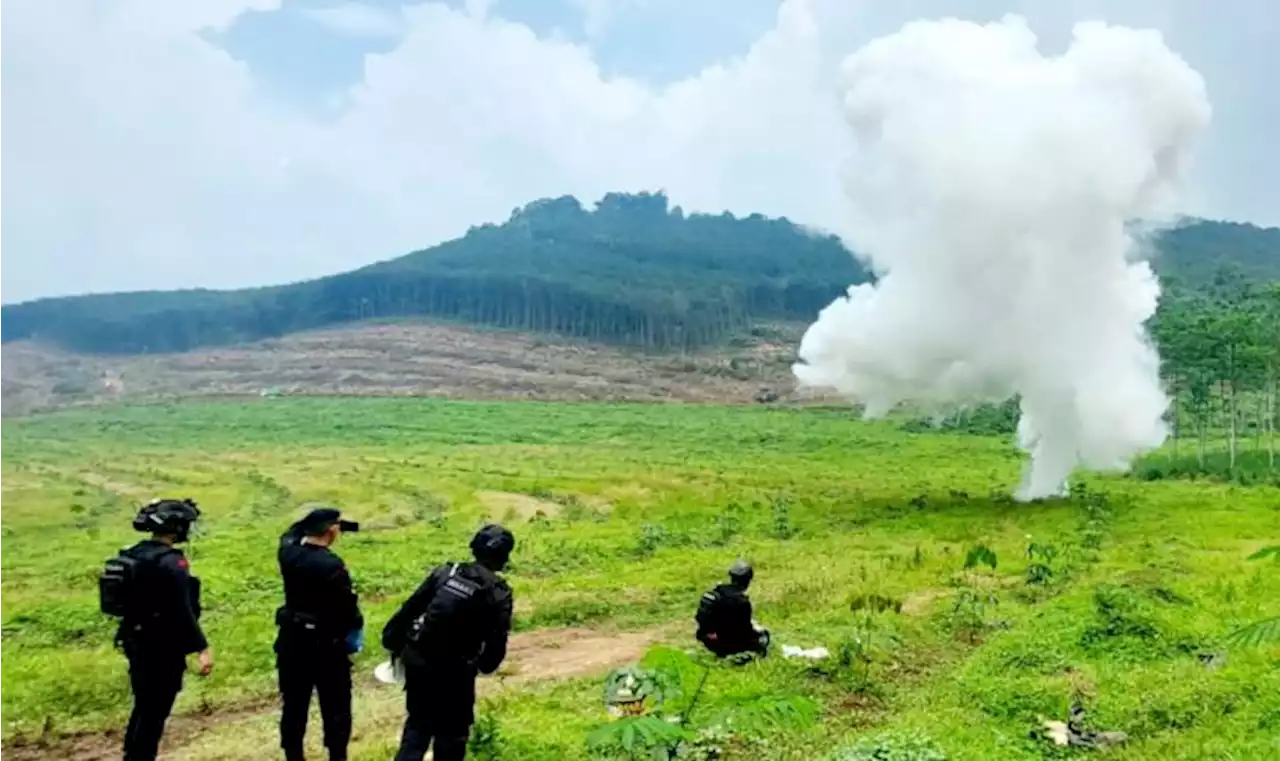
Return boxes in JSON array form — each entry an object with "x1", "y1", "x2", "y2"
[{"x1": 275, "y1": 507, "x2": 364, "y2": 761}]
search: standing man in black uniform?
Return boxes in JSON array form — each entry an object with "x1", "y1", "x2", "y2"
[
  {"x1": 695, "y1": 560, "x2": 770, "y2": 659},
  {"x1": 101, "y1": 498, "x2": 213, "y2": 761},
  {"x1": 382, "y1": 524, "x2": 516, "y2": 761},
  {"x1": 275, "y1": 507, "x2": 364, "y2": 761}
]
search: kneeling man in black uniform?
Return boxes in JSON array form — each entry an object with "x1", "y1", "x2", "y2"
[{"x1": 695, "y1": 560, "x2": 770, "y2": 659}]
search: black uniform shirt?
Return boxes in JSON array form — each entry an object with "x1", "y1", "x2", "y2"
[
  {"x1": 697, "y1": 583, "x2": 754, "y2": 638},
  {"x1": 121, "y1": 539, "x2": 208, "y2": 656},
  {"x1": 277, "y1": 538, "x2": 363, "y2": 641}
]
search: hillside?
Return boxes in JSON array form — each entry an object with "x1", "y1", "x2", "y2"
[
  {"x1": 1156, "y1": 220, "x2": 1280, "y2": 289},
  {"x1": 3, "y1": 191, "x2": 1277, "y2": 356},
  {"x1": 0, "y1": 320, "x2": 819, "y2": 417},
  {"x1": 0, "y1": 193, "x2": 865, "y2": 355}
]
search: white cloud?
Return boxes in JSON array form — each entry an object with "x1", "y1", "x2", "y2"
[
  {"x1": 1, "y1": 0, "x2": 1276, "y2": 303},
  {"x1": 571, "y1": 0, "x2": 637, "y2": 40},
  {"x1": 300, "y1": 3, "x2": 405, "y2": 39}
]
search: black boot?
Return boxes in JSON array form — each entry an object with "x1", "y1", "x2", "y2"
[{"x1": 284, "y1": 747, "x2": 305, "y2": 761}]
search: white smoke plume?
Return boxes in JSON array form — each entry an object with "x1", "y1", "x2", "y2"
[{"x1": 793, "y1": 16, "x2": 1211, "y2": 500}]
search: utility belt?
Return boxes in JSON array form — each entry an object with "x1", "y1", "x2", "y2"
[
  {"x1": 400, "y1": 628, "x2": 483, "y2": 670},
  {"x1": 116, "y1": 614, "x2": 184, "y2": 659},
  {"x1": 117, "y1": 610, "x2": 162, "y2": 641},
  {"x1": 276, "y1": 607, "x2": 341, "y2": 644}
]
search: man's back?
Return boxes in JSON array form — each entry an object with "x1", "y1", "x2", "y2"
[
  {"x1": 277, "y1": 541, "x2": 362, "y2": 647},
  {"x1": 697, "y1": 583, "x2": 753, "y2": 635},
  {"x1": 119, "y1": 539, "x2": 207, "y2": 657},
  {"x1": 383, "y1": 561, "x2": 513, "y2": 675}
]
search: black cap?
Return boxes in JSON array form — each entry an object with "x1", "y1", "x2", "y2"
[
  {"x1": 729, "y1": 559, "x2": 754, "y2": 586},
  {"x1": 470, "y1": 523, "x2": 515, "y2": 568},
  {"x1": 295, "y1": 507, "x2": 359, "y2": 536}
]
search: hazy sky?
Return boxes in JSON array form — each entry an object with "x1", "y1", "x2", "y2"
[{"x1": 3, "y1": 0, "x2": 1277, "y2": 303}]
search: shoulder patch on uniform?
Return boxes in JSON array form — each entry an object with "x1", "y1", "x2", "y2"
[{"x1": 177, "y1": 557, "x2": 190, "y2": 569}]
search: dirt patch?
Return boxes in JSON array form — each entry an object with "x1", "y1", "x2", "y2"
[
  {"x1": 490, "y1": 626, "x2": 665, "y2": 686},
  {"x1": 3, "y1": 625, "x2": 668, "y2": 761},
  {"x1": 78, "y1": 472, "x2": 151, "y2": 497},
  {"x1": 1, "y1": 699, "x2": 277, "y2": 761},
  {"x1": 901, "y1": 588, "x2": 950, "y2": 617},
  {"x1": 476, "y1": 491, "x2": 562, "y2": 522}
]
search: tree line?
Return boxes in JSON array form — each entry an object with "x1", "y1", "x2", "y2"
[
  {"x1": 1, "y1": 191, "x2": 1276, "y2": 356},
  {"x1": 1152, "y1": 279, "x2": 1280, "y2": 473},
  {"x1": 0, "y1": 192, "x2": 865, "y2": 353},
  {"x1": 908, "y1": 278, "x2": 1280, "y2": 479}
]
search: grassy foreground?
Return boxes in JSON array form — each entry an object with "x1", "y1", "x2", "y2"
[{"x1": 2, "y1": 398, "x2": 1278, "y2": 760}]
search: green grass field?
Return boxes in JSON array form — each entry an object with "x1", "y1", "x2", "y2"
[{"x1": 2, "y1": 398, "x2": 1278, "y2": 760}]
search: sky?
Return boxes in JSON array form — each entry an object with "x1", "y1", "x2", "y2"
[{"x1": 3, "y1": 0, "x2": 1277, "y2": 304}]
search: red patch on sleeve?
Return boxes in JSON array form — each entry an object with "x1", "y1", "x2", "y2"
[{"x1": 177, "y1": 557, "x2": 190, "y2": 569}]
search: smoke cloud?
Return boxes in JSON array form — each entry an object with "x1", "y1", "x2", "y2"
[{"x1": 793, "y1": 16, "x2": 1211, "y2": 500}]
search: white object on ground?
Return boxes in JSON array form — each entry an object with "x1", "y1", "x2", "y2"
[
  {"x1": 781, "y1": 645, "x2": 830, "y2": 660},
  {"x1": 374, "y1": 659, "x2": 405, "y2": 685}
]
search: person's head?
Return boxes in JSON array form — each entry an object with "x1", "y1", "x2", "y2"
[
  {"x1": 728, "y1": 559, "x2": 754, "y2": 590},
  {"x1": 294, "y1": 507, "x2": 359, "y2": 547},
  {"x1": 470, "y1": 523, "x2": 515, "y2": 571},
  {"x1": 133, "y1": 498, "x2": 201, "y2": 544}
]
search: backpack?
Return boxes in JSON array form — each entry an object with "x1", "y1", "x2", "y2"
[
  {"x1": 404, "y1": 563, "x2": 494, "y2": 661},
  {"x1": 696, "y1": 588, "x2": 722, "y2": 631},
  {"x1": 100, "y1": 543, "x2": 182, "y2": 619},
  {"x1": 99, "y1": 551, "x2": 142, "y2": 618}
]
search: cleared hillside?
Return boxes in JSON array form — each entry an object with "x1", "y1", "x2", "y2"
[{"x1": 0, "y1": 320, "x2": 818, "y2": 417}]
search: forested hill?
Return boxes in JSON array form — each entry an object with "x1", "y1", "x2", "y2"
[{"x1": 3, "y1": 191, "x2": 1277, "y2": 355}]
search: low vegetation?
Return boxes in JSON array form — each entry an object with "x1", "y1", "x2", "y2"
[{"x1": 2, "y1": 398, "x2": 1277, "y2": 760}]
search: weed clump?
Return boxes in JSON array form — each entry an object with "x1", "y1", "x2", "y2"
[
  {"x1": 824, "y1": 730, "x2": 948, "y2": 761},
  {"x1": 1080, "y1": 584, "x2": 1202, "y2": 660}
]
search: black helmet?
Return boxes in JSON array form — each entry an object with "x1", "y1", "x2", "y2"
[
  {"x1": 470, "y1": 524, "x2": 515, "y2": 570},
  {"x1": 728, "y1": 559, "x2": 754, "y2": 587},
  {"x1": 133, "y1": 498, "x2": 201, "y2": 542}
]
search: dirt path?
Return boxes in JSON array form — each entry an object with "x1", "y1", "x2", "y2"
[{"x1": 3, "y1": 625, "x2": 668, "y2": 761}]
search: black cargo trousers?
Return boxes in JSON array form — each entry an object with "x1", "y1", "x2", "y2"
[
  {"x1": 277, "y1": 642, "x2": 353, "y2": 761},
  {"x1": 392, "y1": 664, "x2": 476, "y2": 761},
  {"x1": 123, "y1": 646, "x2": 186, "y2": 761}
]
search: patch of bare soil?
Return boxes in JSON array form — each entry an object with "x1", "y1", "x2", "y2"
[
  {"x1": 0, "y1": 699, "x2": 278, "y2": 761},
  {"x1": 490, "y1": 626, "x2": 665, "y2": 686},
  {"x1": 2, "y1": 625, "x2": 668, "y2": 761},
  {"x1": 78, "y1": 472, "x2": 152, "y2": 497},
  {"x1": 475, "y1": 490, "x2": 563, "y2": 522},
  {"x1": 900, "y1": 588, "x2": 950, "y2": 617},
  {"x1": 1, "y1": 320, "x2": 839, "y2": 417}
]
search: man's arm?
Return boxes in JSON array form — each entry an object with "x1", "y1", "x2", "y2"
[
  {"x1": 327, "y1": 557, "x2": 363, "y2": 633},
  {"x1": 476, "y1": 582, "x2": 514, "y2": 675},
  {"x1": 162, "y1": 554, "x2": 209, "y2": 655},
  {"x1": 381, "y1": 572, "x2": 438, "y2": 654}
]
